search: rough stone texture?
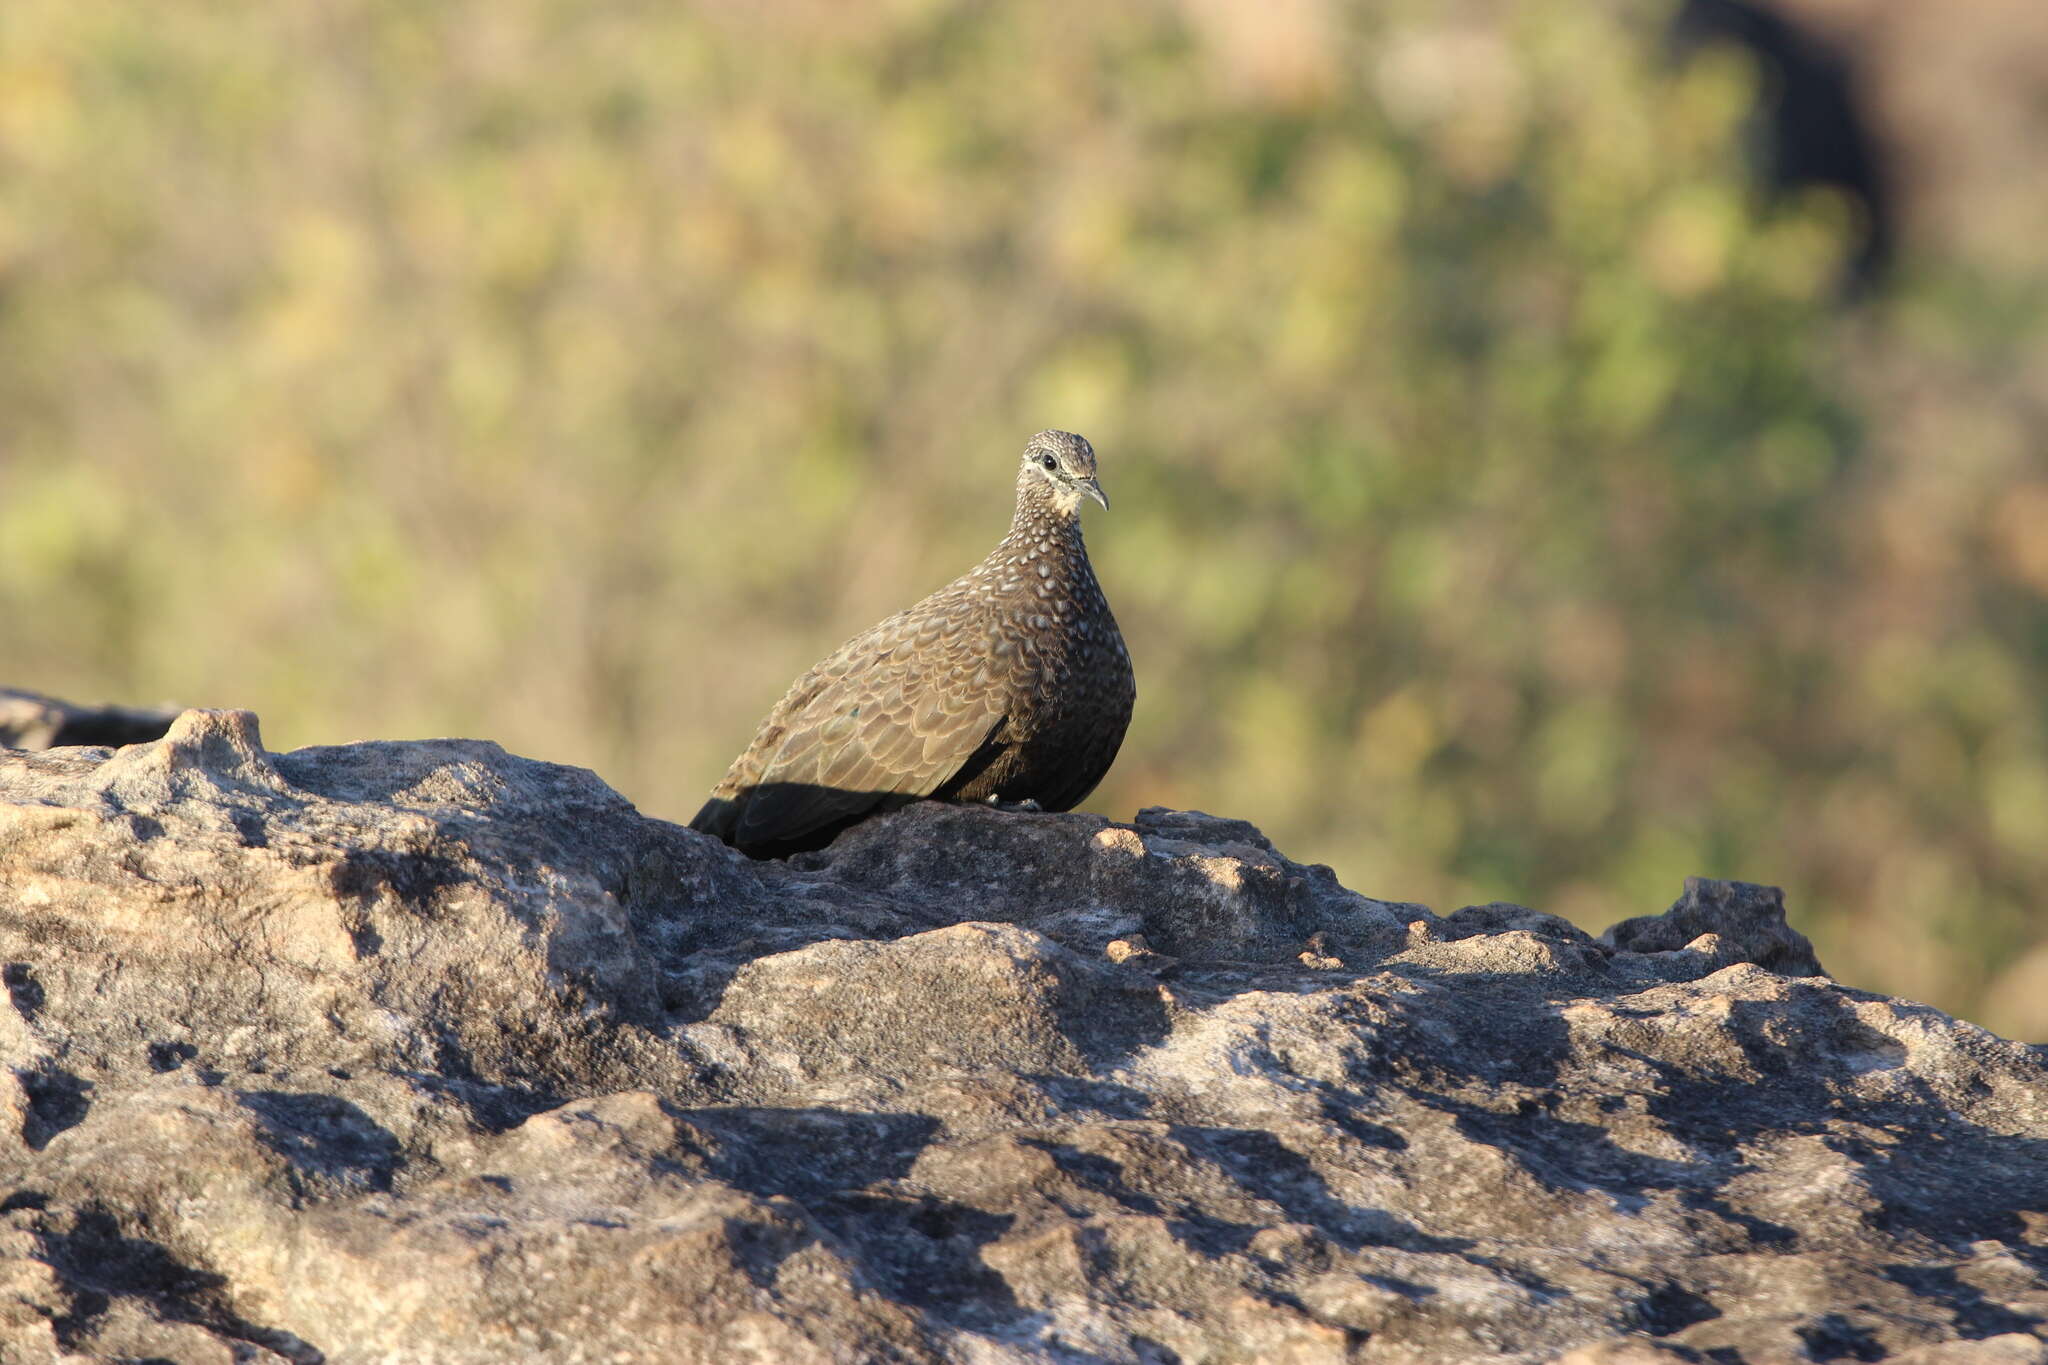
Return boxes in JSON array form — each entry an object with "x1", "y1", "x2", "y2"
[{"x1": 0, "y1": 708, "x2": 2044, "y2": 1363}]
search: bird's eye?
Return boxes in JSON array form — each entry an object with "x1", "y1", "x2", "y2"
[{"x1": 1040, "y1": 454, "x2": 1057, "y2": 471}]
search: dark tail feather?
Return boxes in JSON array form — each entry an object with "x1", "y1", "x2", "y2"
[{"x1": 689, "y1": 797, "x2": 738, "y2": 843}]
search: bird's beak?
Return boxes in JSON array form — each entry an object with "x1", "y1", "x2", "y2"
[{"x1": 1080, "y1": 477, "x2": 1108, "y2": 511}]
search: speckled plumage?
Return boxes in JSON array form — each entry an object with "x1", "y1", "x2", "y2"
[{"x1": 692, "y1": 431, "x2": 1135, "y2": 857}]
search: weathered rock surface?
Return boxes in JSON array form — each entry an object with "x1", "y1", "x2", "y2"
[{"x1": 0, "y1": 708, "x2": 2044, "y2": 1363}]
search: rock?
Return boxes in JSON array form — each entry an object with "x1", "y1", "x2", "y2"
[
  {"x1": 1601, "y1": 876, "x2": 1828, "y2": 979},
  {"x1": 0, "y1": 707, "x2": 2044, "y2": 1363},
  {"x1": 0, "y1": 688, "x2": 176, "y2": 751}
]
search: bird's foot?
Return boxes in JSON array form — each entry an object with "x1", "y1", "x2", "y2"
[{"x1": 982, "y1": 795, "x2": 1045, "y2": 813}]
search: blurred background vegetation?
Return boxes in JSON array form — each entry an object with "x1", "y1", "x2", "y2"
[{"x1": 3, "y1": 0, "x2": 2045, "y2": 1035}]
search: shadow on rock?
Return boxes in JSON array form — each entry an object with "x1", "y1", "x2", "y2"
[
  {"x1": 685, "y1": 1105, "x2": 1023, "y2": 1322},
  {"x1": 237, "y1": 1091, "x2": 402, "y2": 1200},
  {"x1": 16, "y1": 1063, "x2": 92, "y2": 1152},
  {"x1": 36, "y1": 1206, "x2": 326, "y2": 1364}
]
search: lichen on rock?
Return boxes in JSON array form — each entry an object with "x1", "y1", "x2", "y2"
[{"x1": 1, "y1": 708, "x2": 2044, "y2": 1363}]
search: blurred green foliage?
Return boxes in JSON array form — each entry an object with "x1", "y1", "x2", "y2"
[{"x1": 3, "y1": 0, "x2": 2045, "y2": 1033}]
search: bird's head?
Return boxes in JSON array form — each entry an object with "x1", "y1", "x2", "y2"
[{"x1": 1020, "y1": 430, "x2": 1107, "y2": 517}]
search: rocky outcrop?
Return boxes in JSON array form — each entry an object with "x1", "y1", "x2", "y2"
[{"x1": 0, "y1": 709, "x2": 2044, "y2": 1363}]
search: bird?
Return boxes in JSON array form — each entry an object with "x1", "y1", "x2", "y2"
[{"x1": 691, "y1": 430, "x2": 1135, "y2": 858}]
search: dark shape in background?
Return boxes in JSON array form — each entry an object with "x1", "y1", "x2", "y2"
[
  {"x1": 1673, "y1": 0, "x2": 1895, "y2": 291},
  {"x1": 0, "y1": 689, "x2": 175, "y2": 751}
]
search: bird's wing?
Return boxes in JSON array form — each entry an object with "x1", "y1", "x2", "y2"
[{"x1": 729, "y1": 606, "x2": 1012, "y2": 849}]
